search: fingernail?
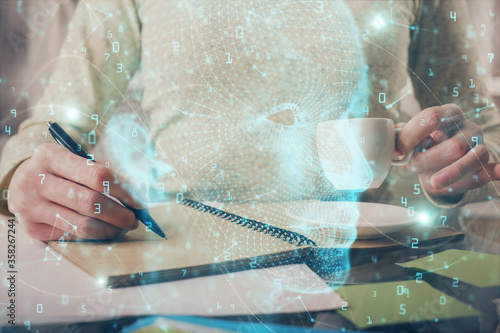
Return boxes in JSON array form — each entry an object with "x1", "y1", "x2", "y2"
[
  {"x1": 432, "y1": 172, "x2": 450, "y2": 189},
  {"x1": 117, "y1": 229, "x2": 128, "y2": 239},
  {"x1": 132, "y1": 219, "x2": 140, "y2": 230},
  {"x1": 404, "y1": 164, "x2": 416, "y2": 172}
]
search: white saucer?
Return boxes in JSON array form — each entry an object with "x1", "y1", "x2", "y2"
[{"x1": 286, "y1": 201, "x2": 421, "y2": 239}]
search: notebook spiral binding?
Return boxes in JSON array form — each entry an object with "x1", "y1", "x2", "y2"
[{"x1": 180, "y1": 199, "x2": 317, "y2": 247}]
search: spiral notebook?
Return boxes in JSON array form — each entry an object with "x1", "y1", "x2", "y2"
[
  {"x1": 47, "y1": 199, "x2": 321, "y2": 288},
  {"x1": 46, "y1": 199, "x2": 463, "y2": 288}
]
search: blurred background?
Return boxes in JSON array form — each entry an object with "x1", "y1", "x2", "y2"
[
  {"x1": 0, "y1": 0, "x2": 498, "y2": 149},
  {"x1": 0, "y1": 0, "x2": 78, "y2": 150}
]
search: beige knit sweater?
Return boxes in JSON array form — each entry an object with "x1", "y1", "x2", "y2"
[{"x1": 1, "y1": 0, "x2": 498, "y2": 218}]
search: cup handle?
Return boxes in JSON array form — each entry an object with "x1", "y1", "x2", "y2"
[{"x1": 392, "y1": 127, "x2": 414, "y2": 166}]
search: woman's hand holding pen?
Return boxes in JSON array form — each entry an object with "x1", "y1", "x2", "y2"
[{"x1": 7, "y1": 143, "x2": 146, "y2": 241}]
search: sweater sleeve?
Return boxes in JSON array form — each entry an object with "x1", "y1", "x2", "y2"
[
  {"x1": 408, "y1": 0, "x2": 500, "y2": 208},
  {"x1": 0, "y1": 0, "x2": 141, "y2": 215}
]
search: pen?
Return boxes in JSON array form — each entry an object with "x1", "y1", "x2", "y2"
[{"x1": 47, "y1": 121, "x2": 167, "y2": 239}]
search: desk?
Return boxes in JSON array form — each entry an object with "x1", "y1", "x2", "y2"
[
  {"x1": 1, "y1": 201, "x2": 499, "y2": 332},
  {"x1": 0, "y1": 217, "x2": 343, "y2": 329}
]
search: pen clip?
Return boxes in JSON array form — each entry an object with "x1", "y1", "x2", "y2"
[{"x1": 48, "y1": 128, "x2": 63, "y2": 146}]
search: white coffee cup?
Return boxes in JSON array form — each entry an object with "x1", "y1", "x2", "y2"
[{"x1": 316, "y1": 118, "x2": 413, "y2": 190}]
